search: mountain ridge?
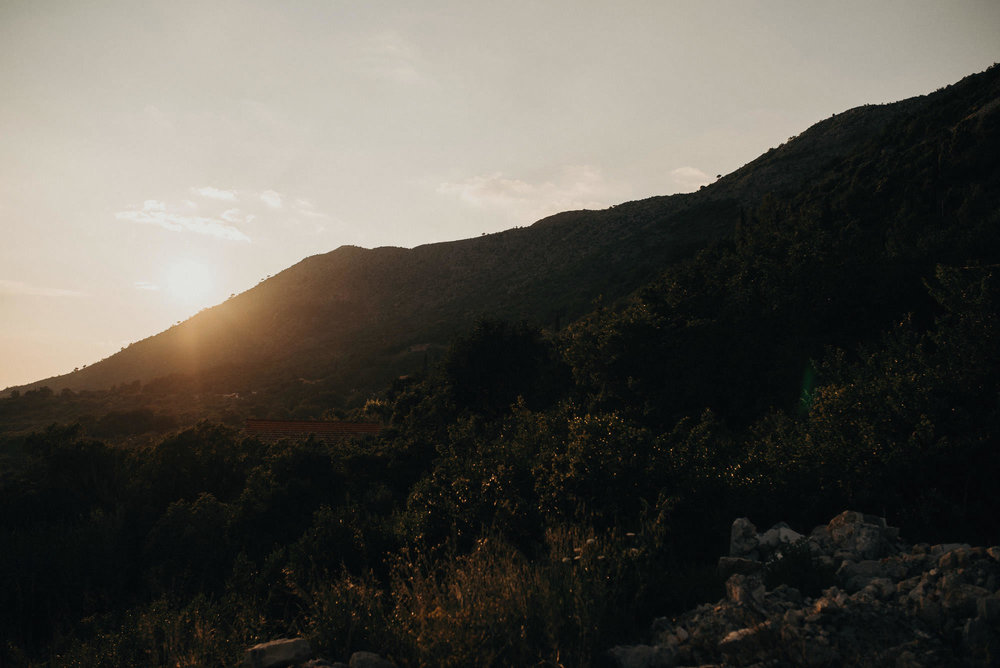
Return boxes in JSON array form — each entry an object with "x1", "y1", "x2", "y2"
[{"x1": 8, "y1": 65, "x2": 999, "y2": 405}]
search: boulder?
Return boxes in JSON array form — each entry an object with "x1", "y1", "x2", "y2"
[
  {"x1": 717, "y1": 556, "x2": 763, "y2": 579},
  {"x1": 729, "y1": 517, "x2": 759, "y2": 559},
  {"x1": 826, "y1": 510, "x2": 898, "y2": 559},
  {"x1": 758, "y1": 522, "x2": 804, "y2": 555},
  {"x1": 718, "y1": 621, "x2": 774, "y2": 663},
  {"x1": 245, "y1": 638, "x2": 312, "y2": 668}
]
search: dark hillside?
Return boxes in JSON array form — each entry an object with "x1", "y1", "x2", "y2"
[{"x1": 7, "y1": 66, "x2": 1000, "y2": 423}]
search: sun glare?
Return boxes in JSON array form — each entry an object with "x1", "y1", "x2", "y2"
[{"x1": 163, "y1": 258, "x2": 215, "y2": 307}]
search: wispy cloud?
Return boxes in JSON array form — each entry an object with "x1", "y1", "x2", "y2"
[
  {"x1": 439, "y1": 165, "x2": 626, "y2": 224},
  {"x1": 116, "y1": 200, "x2": 251, "y2": 242},
  {"x1": 292, "y1": 198, "x2": 329, "y2": 219},
  {"x1": 0, "y1": 280, "x2": 87, "y2": 298},
  {"x1": 221, "y1": 208, "x2": 244, "y2": 223},
  {"x1": 192, "y1": 186, "x2": 238, "y2": 201},
  {"x1": 260, "y1": 190, "x2": 283, "y2": 208},
  {"x1": 361, "y1": 31, "x2": 427, "y2": 85},
  {"x1": 669, "y1": 166, "x2": 712, "y2": 192}
]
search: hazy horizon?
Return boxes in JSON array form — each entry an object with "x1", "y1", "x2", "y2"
[{"x1": 3, "y1": 0, "x2": 1000, "y2": 389}]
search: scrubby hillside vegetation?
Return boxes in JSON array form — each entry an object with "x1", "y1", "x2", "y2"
[{"x1": 1, "y1": 65, "x2": 999, "y2": 666}]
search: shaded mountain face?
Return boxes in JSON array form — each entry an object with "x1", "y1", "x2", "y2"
[{"x1": 10, "y1": 66, "x2": 1000, "y2": 412}]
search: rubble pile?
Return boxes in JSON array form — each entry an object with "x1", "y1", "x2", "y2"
[{"x1": 608, "y1": 511, "x2": 1000, "y2": 667}]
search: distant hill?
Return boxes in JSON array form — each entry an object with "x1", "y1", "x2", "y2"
[{"x1": 9, "y1": 65, "x2": 1000, "y2": 416}]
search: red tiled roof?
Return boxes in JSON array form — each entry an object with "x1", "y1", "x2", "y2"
[{"x1": 245, "y1": 419, "x2": 382, "y2": 441}]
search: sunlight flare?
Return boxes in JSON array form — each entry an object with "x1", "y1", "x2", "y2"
[{"x1": 163, "y1": 258, "x2": 216, "y2": 307}]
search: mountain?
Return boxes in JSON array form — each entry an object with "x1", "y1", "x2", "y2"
[
  {"x1": 4, "y1": 65, "x2": 1000, "y2": 666},
  {"x1": 9, "y1": 65, "x2": 1000, "y2": 413}
]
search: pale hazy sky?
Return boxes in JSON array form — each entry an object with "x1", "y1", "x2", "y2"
[{"x1": 2, "y1": 1, "x2": 999, "y2": 389}]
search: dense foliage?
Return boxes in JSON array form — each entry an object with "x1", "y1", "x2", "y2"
[{"x1": 2, "y1": 66, "x2": 999, "y2": 666}]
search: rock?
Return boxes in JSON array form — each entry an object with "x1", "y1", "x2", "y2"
[
  {"x1": 730, "y1": 517, "x2": 759, "y2": 558},
  {"x1": 605, "y1": 510, "x2": 1000, "y2": 667},
  {"x1": 940, "y1": 583, "x2": 990, "y2": 618},
  {"x1": 771, "y1": 583, "x2": 803, "y2": 604},
  {"x1": 717, "y1": 556, "x2": 763, "y2": 578},
  {"x1": 836, "y1": 559, "x2": 886, "y2": 592},
  {"x1": 604, "y1": 644, "x2": 674, "y2": 668},
  {"x1": 826, "y1": 511, "x2": 897, "y2": 559},
  {"x1": 860, "y1": 577, "x2": 896, "y2": 601},
  {"x1": 725, "y1": 573, "x2": 764, "y2": 607},
  {"x1": 930, "y1": 542, "x2": 971, "y2": 557},
  {"x1": 936, "y1": 545, "x2": 978, "y2": 569},
  {"x1": 718, "y1": 621, "x2": 773, "y2": 662},
  {"x1": 348, "y1": 652, "x2": 396, "y2": 668},
  {"x1": 758, "y1": 522, "x2": 804, "y2": 554},
  {"x1": 245, "y1": 638, "x2": 312, "y2": 668}
]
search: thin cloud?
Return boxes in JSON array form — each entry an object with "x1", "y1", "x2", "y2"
[
  {"x1": 361, "y1": 31, "x2": 427, "y2": 85},
  {"x1": 669, "y1": 166, "x2": 712, "y2": 191},
  {"x1": 221, "y1": 208, "x2": 244, "y2": 223},
  {"x1": 0, "y1": 280, "x2": 87, "y2": 298},
  {"x1": 192, "y1": 186, "x2": 238, "y2": 202},
  {"x1": 293, "y1": 199, "x2": 329, "y2": 219},
  {"x1": 116, "y1": 200, "x2": 251, "y2": 242},
  {"x1": 260, "y1": 190, "x2": 283, "y2": 208},
  {"x1": 439, "y1": 165, "x2": 625, "y2": 224}
]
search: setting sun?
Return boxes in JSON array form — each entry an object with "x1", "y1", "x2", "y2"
[{"x1": 163, "y1": 258, "x2": 215, "y2": 306}]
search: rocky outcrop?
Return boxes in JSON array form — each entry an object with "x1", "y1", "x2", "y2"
[{"x1": 607, "y1": 511, "x2": 1000, "y2": 667}]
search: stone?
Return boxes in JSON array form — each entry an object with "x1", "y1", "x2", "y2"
[
  {"x1": 860, "y1": 577, "x2": 896, "y2": 601},
  {"x1": 730, "y1": 517, "x2": 759, "y2": 558},
  {"x1": 929, "y1": 542, "x2": 971, "y2": 557},
  {"x1": 836, "y1": 559, "x2": 886, "y2": 592},
  {"x1": 940, "y1": 583, "x2": 990, "y2": 618},
  {"x1": 605, "y1": 511, "x2": 1000, "y2": 667},
  {"x1": 725, "y1": 573, "x2": 764, "y2": 607},
  {"x1": 826, "y1": 510, "x2": 896, "y2": 559},
  {"x1": 718, "y1": 621, "x2": 773, "y2": 662},
  {"x1": 605, "y1": 644, "x2": 675, "y2": 668},
  {"x1": 771, "y1": 583, "x2": 803, "y2": 604},
  {"x1": 717, "y1": 556, "x2": 763, "y2": 578},
  {"x1": 758, "y1": 523, "x2": 804, "y2": 553},
  {"x1": 245, "y1": 638, "x2": 312, "y2": 668},
  {"x1": 348, "y1": 652, "x2": 396, "y2": 668},
  {"x1": 937, "y1": 545, "x2": 979, "y2": 569}
]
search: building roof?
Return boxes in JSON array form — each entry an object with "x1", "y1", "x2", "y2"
[{"x1": 244, "y1": 418, "x2": 382, "y2": 441}]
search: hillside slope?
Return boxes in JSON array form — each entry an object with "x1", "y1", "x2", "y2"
[{"x1": 11, "y1": 66, "x2": 1000, "y2": 406}]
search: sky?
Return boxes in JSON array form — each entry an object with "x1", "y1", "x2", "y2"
[{"x1": 2, "y1": 1, "x2": 999, "y2": 390}]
